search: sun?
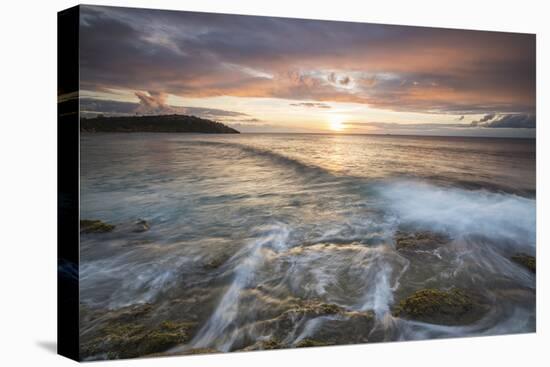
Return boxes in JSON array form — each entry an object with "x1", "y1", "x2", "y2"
[{"x1": 328, "y1": 115, "x2": 346, "y2": 131}]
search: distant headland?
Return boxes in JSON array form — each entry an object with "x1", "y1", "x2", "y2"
[{"x1": 80, "y1": 114, "x2": 240, "y2": 134}]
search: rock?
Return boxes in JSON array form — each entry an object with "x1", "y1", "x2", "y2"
[
  {"x1": 282, "y1": 300, "x2": 370, "y2": 322},
  {"x1": 144, "y1": 321, "x2": 193, "y2": 354},
  {"x1": 295, "y1": 339, "x2": 334, "y2": 348},
  {"x1": 242, "y1": 339, "x2": 283, "y2": 351},
  {"x1": 253, "y1": 301, "x2": 344, "y2": 340},
  {"x1": 80, "y1": 304, "x2": 198, "y2": 360},
  {"x1": 288, "y1": 301, "x2": 344, "y2": 317},
  {"x1": 203, "y1": 255, "x2": 230, "y2": 269},
  {"x1": 132, "y1": 219, "x2": 150, "y2": 233},
  {"x1": 204, "y1": 259, "x2": 224, "y2": 269},
  {"x1": 82, "y1": 320, "x2": 195, "y2": 359},
  {"x1": 180, "y1": 347, "x2": 220, "y2": 355},
  {"x1": 80, "y1": 219, "x2": 115, "y2": 233},
  {"x1": 249, "y1": 299, "x2": 374, "y2": 347},
  {"x1": 394, "y1": 230, "x2": 450, "y2": 251},
  {"x1": 511, "y1": 253, "x2": 535, "y2": 273},
  {"x1": 393, "y1": 288, "x2": 486, "y2": 325}
]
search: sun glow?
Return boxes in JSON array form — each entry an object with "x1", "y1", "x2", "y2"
[{"x1": 329, "y1": 115, "x2": 346, "y2": 131}]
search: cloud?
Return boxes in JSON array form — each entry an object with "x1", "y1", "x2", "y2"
[
  {"x1": 480, "y1": 114, "x2": 496, "y2": 122},
  {"x1": 79, "y1": 5, "x2": 535, "y2": 116},
  {"x1": 80, "y1": 97, "x2": 252, "y2": 121},
  {"x1": 347, "y1": 114, "x2": 536, "y2": 132},
  {"x1": 240, "y1": 118, "x2": 262, "y2": 123},
  {"x1": 327, "y1": 73, "x2": 351, "y2": 86},
  {"x1": 339, "y1": 76, "x2": 351, "y2": 85},
  {"x1": 79, "y1": 98, "x2": 137, "y2": 115},
  {"x1": 289, "y1": 102, "x2": 331, "y2": 109},
  {"x1": 471, "y1": 113, "x2": 496, "y2": 125},
  {"x1": 474, "y1": 114, "x2": 536, "y2": 128},
  {"x1": 134, "y1": 91, "x2": 174, "y2": 114}
]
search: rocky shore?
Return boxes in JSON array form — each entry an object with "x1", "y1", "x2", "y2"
[{"x1": 79, "y1": 224, "x2": 536, "y2": 360}]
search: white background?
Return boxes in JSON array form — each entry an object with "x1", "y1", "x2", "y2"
[{"x1": 0, "y1": 0, "x2": 548, "y2": 365}]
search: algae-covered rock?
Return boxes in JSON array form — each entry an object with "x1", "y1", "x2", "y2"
[
  {"x1": 394, "y1": 231, "x2": 450, "y2": 251},
  {"x1": 242, "y1": 339, "x2": 283, "y2": 351},
  {"x1": 511, "y1": 253, "x2": 535, "y2": 273},
  {"x1": 394, "y1": 288, "x2": 486, "y2": 325},
  {"x1": 203, "y1": 254, "x2": 230, "y2": 269},
  {"x1": 181, "y1": 347, "x2": 220, "y2": 355},
  {"x1": 81, "y1": 319, "x2": 196, "y2": 359},
  {"x1": 287, "y1": 301, "x2": 344, "y2": 317},
  {"x1": 295, "y1": 339, "x2": 334, "y2": 348},
  {"x1": 80, "y1": 219, "x2": 115, "y2": 234},
  {"x1": 142, "y1": 321, "x2": 192, "y2": 355},
  {"x1": 249, "y1": 299, "x2": 374, "y2": 347}
]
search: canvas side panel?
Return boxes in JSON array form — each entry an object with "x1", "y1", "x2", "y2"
[{"x1": 57, "y1": 5, "x2": 80, "y2": 362}]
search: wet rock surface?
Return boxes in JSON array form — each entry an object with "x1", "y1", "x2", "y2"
[
  {"x1": 80, "y1": 219, "x2": 115, "y2": 234},
  {"x1": 393, "y1": 288, "x2": 488, "y2": 325},
  {"x1": 179, "y1": 347, "x2": 221, "y2": 355},
  {"x1": 132, "y1": 219, "x2": 150, "y2": 233},
  {"x1": 79, "y1": 228, "x2": 534, "y2": 359},
  {"x1": 203, "y1": 254, "x2": 231, "y2": 269},
  {"x1": 295, "y1": 338, "x2": 334, "y2": 348},
  {"x1": 511, "y1": 253, "x2": 536, "y2": 273},
  {"x1": 244, "y1": 298, "x2": 375, "y2": 349},
  {"x1": 241, "y1": 339, "x2": 282, "y2": 351},
  {"x1": 80, "y1": 303, "x2": 197, "y2": 360},
  {"x1": 394, "y1": 230, "x2": 451, "y2": 251}
]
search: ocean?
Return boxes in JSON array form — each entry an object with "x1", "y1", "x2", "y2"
[{"x1": 79, "y1": 133, "x2": 536, "y2": 358}]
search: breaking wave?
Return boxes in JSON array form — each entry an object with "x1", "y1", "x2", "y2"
[{"x1": 375, "y1": 180, "x2": 535, "y2": 246}]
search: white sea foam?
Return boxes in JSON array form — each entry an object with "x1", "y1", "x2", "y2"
[
  {"x1": 376, "y1": 180, "x2": 536, "y2": 247},
  {"x1": 190, "y1": 224, "x2": 290, "y2": 351}
]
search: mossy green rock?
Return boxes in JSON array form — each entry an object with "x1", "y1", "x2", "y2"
[
  {"x1": 203, "y1": 255, "x2": 229, "y2": 269},
  {"x1": 511, "y1": 253, "x2": 535, "y2": 273},
  {"x1": 80, "y1": 219, "x2": 115, "y2": 234},
  {"x1": 296, "y1": 339, "x2": 333, "y2": 348},
  {"x1": 394, "y1": 288, "x2": 485, "y2": 325},
  {"x1": 82, "y1": 320, "x2": 195, "y2": 359},
  {"x1": 242, "y1": 339, "x2": 283, "y2": 351},
  {"x1": 288, "y1": 301, "x2": 344, "y2": 317},
  {"x1": 394, "y1": 231, "x2": 450, "y2": 251},
  {"x1": 181, "y1": 347, "x2": 220, "y2": 355}
]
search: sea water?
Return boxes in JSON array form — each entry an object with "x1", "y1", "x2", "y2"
[{"x1": 79, "y1": 133, "x2": 535, "y2": 357}]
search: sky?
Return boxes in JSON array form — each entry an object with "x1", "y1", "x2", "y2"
[{"x1": 78, "y1": 5, "x2": 536, "y2": 137}]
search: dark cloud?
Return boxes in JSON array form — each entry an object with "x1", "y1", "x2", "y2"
[
  {"x1": 471, "y1": 113, "x2": 496, "y2": 125},
  {"x1": 79, "y1": 98, "x2": 137, "y2": 115},
  {"x1": 339, "y1": 76, "x2": 351, "y2": 85},
  {"x1": 289, "y1": 102, "x2": 331, "y2": 109},
  {"x1": 240, "y1": 118, "x2": 262, "y2": 123},
  {"x1": 473, "y1": 113, "x2": 536, "y2": 128},
  {"x1": 79, "y1": 5, "x2": 535, "y2": 116},
  {"x1": 457, "y1": 115, "x2": 464, "y2": 121}
]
